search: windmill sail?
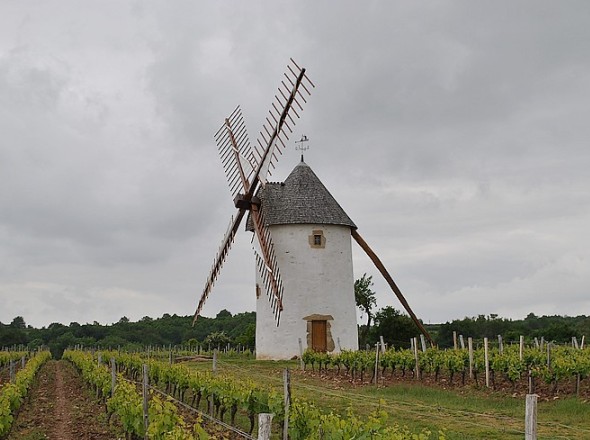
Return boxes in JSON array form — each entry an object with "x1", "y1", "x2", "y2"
[
  {"x1": 193, "y1": 59, "x2": 314, "y2": 325},
  {"x1": 193, "y1": 210, "x2": 246, "y2": 323},
  {"x1": 215, "y1": 106, "x2": 255, "y2": 197},
  {"x1": 251, "y1": 58, "x2": 314, "y2": 185},
  {"x1": 250, "y1": 206, "x2": 284, "y2": 324}
]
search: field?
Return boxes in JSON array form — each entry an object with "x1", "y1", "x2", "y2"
[
  {"x1": 2, "y1": 347, "x2": 590, "y2": 439},
  {"x1": 186, "y1": 355, "x2": 590, "y2": 440}
]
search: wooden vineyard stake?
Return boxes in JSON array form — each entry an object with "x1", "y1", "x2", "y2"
[
  {"x1": 459, "y1": 334, "x2": 465, "y2": 349},
  {"x1": 283, "y1": 369, "x2": 291, "y2": 440},
  {"x1": 581, "y1": 335, "x2": 585, "y2": 349},
  {"x1": 468, "y1": 337, "x2": 474, "y2": 380},
  {"x1": 111, "y1": 358, "x2": 116, "y2": 397},
  {"x1": 9, "y1": 361, "x2": 15, "y2": 384},
  {"x1": 380, "y1": 336, "x2": 386, "y2": 354},
  {"x1": 534, "y1": 337, "x2": 539, "y2": 349},
  {"x1": 572, "y1": 336, "x2": 579, "y2": 349},
  {"x1": 413, "y1": 337, "x2": 420, "y2": 380},
  {"x1": 298, "y1": 338, "x2": 304, "y2": 370},
  {"x1": 96, "y1": 354, "x2": 102, "y2": 398},
  {"x1": 498, "y1": 335, "x2": 503, "y2": 355},
  {"x1": 374, "y1": 343, "x2": 380, "y2": 386},
  {"x1": 525, "y1": 394, "x2": 538, "y2": 440},
  {"x1": 420, "y1": 334, "x2": 427, "y2": 353},
  {"x1": 258, "y1": 413, "x2": 274, "y2": 440},
  {"x1": 520, "y1": 336, "x2": 524, "y2": 361},
  {"x1": 142, "y1": 364, "x2": 149, "y2": 440},
  {"x1": 484, "y1": 337, "x2": 490, "y2": 388},
  {"x1": 453, "y1": 331, "x2": 458, "y2": 350}
]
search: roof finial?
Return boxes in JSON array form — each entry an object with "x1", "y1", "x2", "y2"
[{"x1": 295, "y1": 134, "x2": 309, "y2": 162}]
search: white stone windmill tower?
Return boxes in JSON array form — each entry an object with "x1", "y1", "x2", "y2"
[
  {"x1": 246, "y1": 153, "x2": 359, "y2": 359},
  {"x1": 193, "y1": 59, "x2": 433, "y2": 359}
]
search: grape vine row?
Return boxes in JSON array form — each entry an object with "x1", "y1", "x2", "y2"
[
  {"x1": 93, "y1": 350, "x2": 446, "y2": 439},
  {"x1": 64, "y1": 350, "x2": 209, "y2": 439},
  {"x1": 0, "y1": 350, "x2": 51, "y2": 437},
  {"x1": 302, "y1": 344, "x2": 590, "y2": 395}
]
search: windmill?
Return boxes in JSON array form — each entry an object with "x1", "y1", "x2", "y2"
[{"x1": 193, "y1": 59, "x2": 434, "y2": 358}]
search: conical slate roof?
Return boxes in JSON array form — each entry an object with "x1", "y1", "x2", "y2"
[{"x1": 247, "y1": 159, "x2": 356, "y2": 230}]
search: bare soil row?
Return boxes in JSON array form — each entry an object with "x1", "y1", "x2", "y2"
[{"x1": 7, "y1": 360, "x2": 115, "y2": 440}]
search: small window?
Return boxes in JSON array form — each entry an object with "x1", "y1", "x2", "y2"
[{"x1": 309, "y1": 229, "x2": 325, "y2": 248}]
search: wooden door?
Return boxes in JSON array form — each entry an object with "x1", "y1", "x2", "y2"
[{"x1": 311, "y1": 320, "x2": 327, "y2": 352}]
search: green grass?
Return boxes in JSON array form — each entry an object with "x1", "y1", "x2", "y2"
[{"x1": 185, "y1": 357, "x2": 590, "y2": 440}]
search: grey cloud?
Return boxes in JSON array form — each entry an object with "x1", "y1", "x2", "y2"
[{"x1": 1, "y1": 1, "x2": 589, "y2": 327}]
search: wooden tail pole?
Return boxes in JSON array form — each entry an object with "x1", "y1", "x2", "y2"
[{"x1": 351, "y1": 229, "x2": 435, "y2": 346}]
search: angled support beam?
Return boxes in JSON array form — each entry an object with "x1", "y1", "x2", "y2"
[{"x1": 351, "y1": 229, "x2": 435, "y2": 347}]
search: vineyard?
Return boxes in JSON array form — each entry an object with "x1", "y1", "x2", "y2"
[
  {"x1": 1, "y1": 342, "x2": 590, "y2": 439},
  {"x1": 64, "y1": 349, "x2": 446, "y2": 439},
  {"x1": 300, "y1": 343, "x2": 590, "y2": 397}
]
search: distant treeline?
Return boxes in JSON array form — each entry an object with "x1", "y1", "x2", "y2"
[
  {"x1": 0, "y1": 310, "x2": 255, "y2": 358},
  {"x1": 1, "y1": 310, "x2": 589, "y2": 356},
  {"x1": 358, "y1": 309, "x2": 590, "y2": 350},
  {"x1": 432, "y1": 313, "x2": 590, "y2": 348}
]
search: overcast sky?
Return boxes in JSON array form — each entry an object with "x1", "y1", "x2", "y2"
[{"x1": 1, "y1": 1, "x2": 589, "y2": 328}]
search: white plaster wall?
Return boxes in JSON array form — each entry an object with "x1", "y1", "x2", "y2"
[{"x1": 255, "y1": 224, "x2": 359, "y2": 359}]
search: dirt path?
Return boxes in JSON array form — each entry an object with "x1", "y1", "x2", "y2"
[
  {"x1": 52, "y1": 361, "x2": 73, "y2": 440},
  {"x1": 8, "y1": 360, "x2": 116, "y2": 440}
]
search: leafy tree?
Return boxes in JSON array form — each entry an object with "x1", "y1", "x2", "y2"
[
  {"x1": 235, "y1": 323, "x2": 256, "y2": 351},
  {"x1": 0, "y1": 326, "x2": 27, "y2": 346},
  {"x1": 10, "y1": 316, "x2": 26, "y2": 329},
  {"x1": 49, "y1": 331, "x2": 76, "y2": 359},
  {"x1": 369, "y1": 306, "x2": 415, "y2": 349},
  {"x1": 216, "y1": 309, "x2": 233, "y2": 319},
  {"x1": 203, "y1": 331, "x2": 232, "y2": 349},
  {"x1": 355, "y1": 273, "x2": 377, "y2": 346},
  {"x1": 185, "y1": 338, "x2": 199, "y2": 347}
]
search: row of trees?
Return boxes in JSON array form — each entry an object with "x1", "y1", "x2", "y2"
[
  {"x1": 0, "y1": 310, "x2": 255, "y2": 358},
  {"x1": 436, "y1": 313, "x2": 590, "y2": 348},
  {"x1": 353, "y1": 273, "x2": 590, "y2": 348},
  {"x1": 3, "y1": 274, "x2": 588, "y2": 354}
]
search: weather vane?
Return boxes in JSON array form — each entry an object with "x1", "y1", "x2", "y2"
[{"x1": 295, "y1": 134, "x2": 310, "y2": 161}]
